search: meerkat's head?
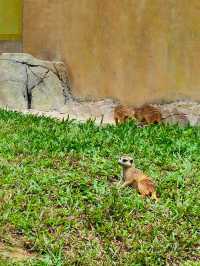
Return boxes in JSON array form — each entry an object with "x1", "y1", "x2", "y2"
[
  {"x1": 131, "y1": 109, "x2": 135, "y2": 116},
  {"x1": 118, "y1": 155, "x2": 134, "y2": 168}
]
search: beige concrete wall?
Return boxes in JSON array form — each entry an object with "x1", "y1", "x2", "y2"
[
  {"x1": 0, "y1": 41, "x2": 22, "y2": 53},
  {"x1": 23, "y1": 0, "x2": 200, "y2": 105}
]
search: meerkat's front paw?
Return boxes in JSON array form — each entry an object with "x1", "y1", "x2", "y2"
[{"x1": 116, "y1": 182, "x2": 123, "y2": 189}]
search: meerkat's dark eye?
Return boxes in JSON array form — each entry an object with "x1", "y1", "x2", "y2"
[
  {"x1": 122, "y1": 159, "x2": 127, "y2": 162},
  {"x1": 130, "y1": 159, "x2": 133, "y2": 163}
]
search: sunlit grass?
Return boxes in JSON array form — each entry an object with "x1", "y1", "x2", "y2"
[{"x1": 0, "y1": 109, "x2": 199, "y2": 265}]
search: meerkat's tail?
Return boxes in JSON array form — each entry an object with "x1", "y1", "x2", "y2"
[{"x1": 151, "y1": 191, "x2": 159, "y2": 202}]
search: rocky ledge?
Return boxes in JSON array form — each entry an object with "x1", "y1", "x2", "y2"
[
  {"x1": 0, "y1": 53, "x2": 72, "y2": 111},
  {"x1": 1, "y1": 53, "x2": 200, "y2": 126}
]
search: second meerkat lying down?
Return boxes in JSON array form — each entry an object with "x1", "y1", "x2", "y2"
[
  {"x1": 114, "y1": 104, "x2": 188, "y2": 125},
  {"x1": 113, "y1": 104, "x2": 161, "y2": 125},
  {"x1": 118, "y1": 155, "x2": 158, "y2": 201}
]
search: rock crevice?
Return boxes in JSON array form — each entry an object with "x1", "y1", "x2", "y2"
[{"x1": 0, "y1": 53, "x2": 73, "y2": 111}]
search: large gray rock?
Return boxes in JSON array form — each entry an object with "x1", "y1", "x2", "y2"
[
  {"x1": 0, "y1": 58, "x2": 27, "y2": 109},
  {"x1": 0, "y1": 53, "x2": 72, "y2": 111}
]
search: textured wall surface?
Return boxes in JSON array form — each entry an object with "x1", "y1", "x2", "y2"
[
  {"x1": 23, "y1": 0, "x2": 200, "y2": 105},
  {"x1": 0, "y1": 41, "x2": 22, "y2": 53}
]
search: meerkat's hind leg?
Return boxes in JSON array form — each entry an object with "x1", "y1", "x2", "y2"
[
  {"x1": 115, "y1": 176, "x2": 123, "y2": 189},
  {"x1": 140, "y1": 193, "x2": 146, "y2": 199},
  {"x1": 151, "y1": 191, "x2": 159, "y2": 202},
  {"x1": 138, "y1": 121, "x2": 147, "y2": 128}
]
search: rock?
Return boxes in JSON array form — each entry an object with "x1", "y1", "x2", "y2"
[
  {"x1": 0, "y1": 53, "x2": 72, "y2": 111},
  {"x1": 0, "y1": 58, "x2": 27, "y2": 109},
  {"x1": 4, "y1": 98, "x2": 117, "y2": 125},
  {"x1": 155, "y1": 101, "x2": 200, "y2": 126},
  {"x1": 60, "y1": 99, "x2": 117, "y2": 123},
  {"x1": 161, "y1": 108, "x2": 189, "y2": 126}
]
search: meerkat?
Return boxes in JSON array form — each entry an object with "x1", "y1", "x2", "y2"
[
  {"x1": 134, "y1": 104, "x2": 162, "y2": 124},
  {"x1": 135, "y1": 105, "x2": 188, "y2": 125},
  {"x1": 114, "y1": 105, "x2": 135, "y2": 124},
  {"x1": 114, "y1": 104, "x2": 161, "y2": 125},
  {"x1": 118, "y1": 155, "x2": 158, "y2": 201},
  {"x1": 114, "y1": 104, "x2": 187, "y2": 126}
]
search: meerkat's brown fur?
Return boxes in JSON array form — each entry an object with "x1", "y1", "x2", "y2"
[
  {"x1": 114, "y1": 104, "x2": 187, "y2": 126},
  {"x1": 118, "y1": 155, "x2": 158, "y2": 201},
  {"x1": 134, "y1": 104, "x2": 162, "y2": 124},
  {"x1": 114, "y1": 105, "x2": 135, "y2": 124}
]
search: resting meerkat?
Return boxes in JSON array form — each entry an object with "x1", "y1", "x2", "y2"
[
  {"x1": 134, "y1": 104, "x2": 162, "y2": 124},
  {"x1": 114, "y1": 105, "x2": 135, "y2": 124},
  {"x1": 118, "y1": 155, "x2": 158, "y2": 201},
  {"x1": 114, "y1": 104, "x2": 187, "y2": 126},
  {"x1": 113, "y1": 104, "x2": 160, "y2": 125}
]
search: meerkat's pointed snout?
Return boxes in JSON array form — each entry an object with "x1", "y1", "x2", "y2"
[{"x1": 118, "y1": 159, "x2": 122, "y2": 165}]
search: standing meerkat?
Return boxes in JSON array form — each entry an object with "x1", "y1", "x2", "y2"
[{"x1": 118, "y1": 155, "x2": 158, "y2": 201}]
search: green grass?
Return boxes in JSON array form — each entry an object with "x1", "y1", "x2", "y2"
[{"x1": 0, "y1": 109, "x2": 199, "y2": 265}]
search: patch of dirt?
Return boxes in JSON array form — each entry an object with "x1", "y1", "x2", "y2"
[
  {"x1": 0, "y1": 242, "x2": 37, "y2": 262},
  {"x1": 0, "y1": 224, "x2": 38, "y2": 262}
]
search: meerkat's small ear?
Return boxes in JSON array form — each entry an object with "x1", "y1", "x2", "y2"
[{"x1": 130, "y1": 159, "x2": 133, "y2": 164}]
